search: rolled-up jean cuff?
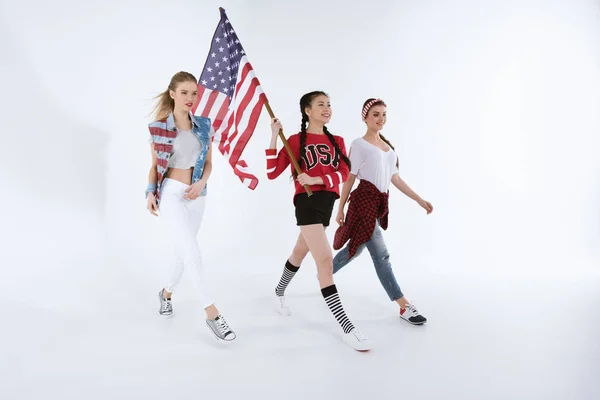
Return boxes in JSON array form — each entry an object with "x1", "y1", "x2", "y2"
[{"x1": 145, "y1": 183, "x2": 157, "y2": 198}]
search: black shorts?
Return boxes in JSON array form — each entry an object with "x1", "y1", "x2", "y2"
[{"x1": 294, "y1": 191, "x2": 337, "y2": 227}]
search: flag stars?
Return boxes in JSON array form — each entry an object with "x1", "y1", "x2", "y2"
[{"x1": 199, "y1": 17, "x2": 248, "y2": 99}]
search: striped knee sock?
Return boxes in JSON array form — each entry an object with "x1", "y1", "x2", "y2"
[
  {"x1": 321, "y1": 284, "x2": 355, "y2": 334},
  {"x1": 275, "y1": 260, "x2": 300, "y2": 297}
]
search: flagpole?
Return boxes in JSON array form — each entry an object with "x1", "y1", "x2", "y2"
[
  {"x1": 217, "y1": 6, "x2": 311, "y2": 195},
  {"x1": 264, "y1": 102, "x2": 313, "y2": 196}
]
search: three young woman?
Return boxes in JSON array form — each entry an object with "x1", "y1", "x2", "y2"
[
  {"x1": 145, "y1": 74, "x2": 430, "y2": 348},
  {"x1": 332, "y1": 98, "x2": 433, "y2": 325},
  {"x1": 145, "y1": 71, "x2": 235, "y2": 342}
]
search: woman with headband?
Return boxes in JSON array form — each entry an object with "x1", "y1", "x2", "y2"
[{"x1": 332, "y1": 98, "x2": 433, "y2": 325}]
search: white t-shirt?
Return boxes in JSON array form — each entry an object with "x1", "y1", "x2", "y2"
[
  {"x1": 149, "y1": 126, "x2": 215, "y2": 169},
  {"x1": 349, "y1": 137, "x2": 398, "y2": 192},
  {"x1": 168, "y1": 129, "x2": 200, "y2": 169}
]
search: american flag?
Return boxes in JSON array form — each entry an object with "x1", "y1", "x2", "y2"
[{"x1": 192, "y1": 8, "x2": 266, "y2": 190}]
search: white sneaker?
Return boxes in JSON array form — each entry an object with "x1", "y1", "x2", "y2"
[
  {"x1": 342, "y1": 328, "x2": 371, "y2": 351},
  {"x1": 400, "y1": 303, "x2": 427, "y2": 325},
  {"x1": 274, "y1": 294, "x2": 291, "y2": 316}
]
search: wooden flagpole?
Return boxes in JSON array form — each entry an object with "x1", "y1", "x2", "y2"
[
  {"x1": 218, "y1": 7, "x2": 311, "y2": 196},
  {"x1": 264, "y1": 101, "x2": 313, "y2": 196}
]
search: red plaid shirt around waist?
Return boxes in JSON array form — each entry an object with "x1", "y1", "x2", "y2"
[{"x1": 333, "y1": 179, "x2": 389, "y2": 258}]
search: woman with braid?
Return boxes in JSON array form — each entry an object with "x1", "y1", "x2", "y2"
[
  {"x1": 265, "y1": 91, "x2": 371, "y2": 352},
  {"x1": 332, "y1": 98, "x2": 433, "y2": 325}
]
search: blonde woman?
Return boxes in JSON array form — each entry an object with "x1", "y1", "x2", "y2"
[{"x1": 146, "y1": 71, "x2": 235, "y2": 341}]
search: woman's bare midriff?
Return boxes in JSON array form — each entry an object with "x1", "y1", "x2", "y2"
[{"x1": 165, "y1": 167, "x2": 193, "y2": 185}]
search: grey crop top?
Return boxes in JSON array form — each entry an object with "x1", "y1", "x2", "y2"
[{"x1": 168, "y1": 130, "x2": 201, "y2": 169}]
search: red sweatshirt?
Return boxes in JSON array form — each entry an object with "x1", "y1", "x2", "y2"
[{"x1": 265, "y1": 132, "x2": 350, "y2": 198}]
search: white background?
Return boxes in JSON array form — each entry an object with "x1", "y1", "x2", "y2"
[{"x1": 1, "y1": 0, "x2": 599, "y2": 399}]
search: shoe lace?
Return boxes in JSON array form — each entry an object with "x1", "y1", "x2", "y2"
[
  {"x1": 406, "y1": 303, "x2": 419, "y2": 316},
  {"x1": 161, "y1": 298, "x2": 172, "y2": 312},
  {"x1": 216, "y1": 316, "x2": 231, "y2": 334},
  {"x1": 352, "y1": 329, "x2": 367, "y2": 342}
]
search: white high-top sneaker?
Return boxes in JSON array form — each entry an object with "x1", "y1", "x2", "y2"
[
  {"x1": 274, "y1": 293, "x2": 291, "y2": 316},
  {"x1": 342, "y1": 328, "x2": 371, "y2": 351}
]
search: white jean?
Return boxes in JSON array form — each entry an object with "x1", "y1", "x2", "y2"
[{"x1": 160, "y1": 178, "x2": 214, "y2": 309}]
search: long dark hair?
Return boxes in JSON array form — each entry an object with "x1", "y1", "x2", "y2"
[
  {"x1": 362, "y1": 98, "x2": 399, "y2": 168},
  {"x1": 295, "y1": 91, "x2": 351, "y2": 177}
]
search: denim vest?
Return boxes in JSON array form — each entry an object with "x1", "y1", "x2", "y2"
[{"x1": 147, "y1": 112, "x2": 212, "y2": 206}]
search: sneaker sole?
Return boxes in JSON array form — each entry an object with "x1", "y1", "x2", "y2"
[
  {"x1": 275, "y1": 308, "x2": 291, "y2": 316},
  {"x1": 205, "y1": 320, "x2": 236, "y2": 342},
  {"x1": 352, "y1": 347, "x2": 371, "y2": 352},
  {"x1": 342, "y1": 340, "x2": 371, "y2": 352},
  {"x1": 400, "y1": 317, "x2": 427, "y2": 325}
]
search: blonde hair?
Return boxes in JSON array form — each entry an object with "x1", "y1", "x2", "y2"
[{"x1": 150, "y1": 71, "x2": 197, "y2": 121}]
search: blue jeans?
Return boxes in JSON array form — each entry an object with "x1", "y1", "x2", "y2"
[{"x1": 332, "y1": 221, "x2": 404, "y2": 301}]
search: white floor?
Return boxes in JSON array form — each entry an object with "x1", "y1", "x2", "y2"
[{"x1": 2, "y1": 247, "x2": 599, "y2": 400}]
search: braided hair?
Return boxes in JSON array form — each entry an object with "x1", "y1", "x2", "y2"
[
  {"x1": 362, "y1": 98, "x2": 399, "y2": 168},
  {"x1": 295, "y1": 91, "x2": 351, "y2": 177}
]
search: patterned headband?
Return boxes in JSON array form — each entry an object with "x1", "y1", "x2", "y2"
[{"x1": 362, "y1": 98, "x2": 383, "y2": 118}]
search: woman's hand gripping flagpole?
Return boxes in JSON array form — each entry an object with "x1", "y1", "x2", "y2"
[{"x1": 264, "y1": 102, "x2": 313, "y2": 196}]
